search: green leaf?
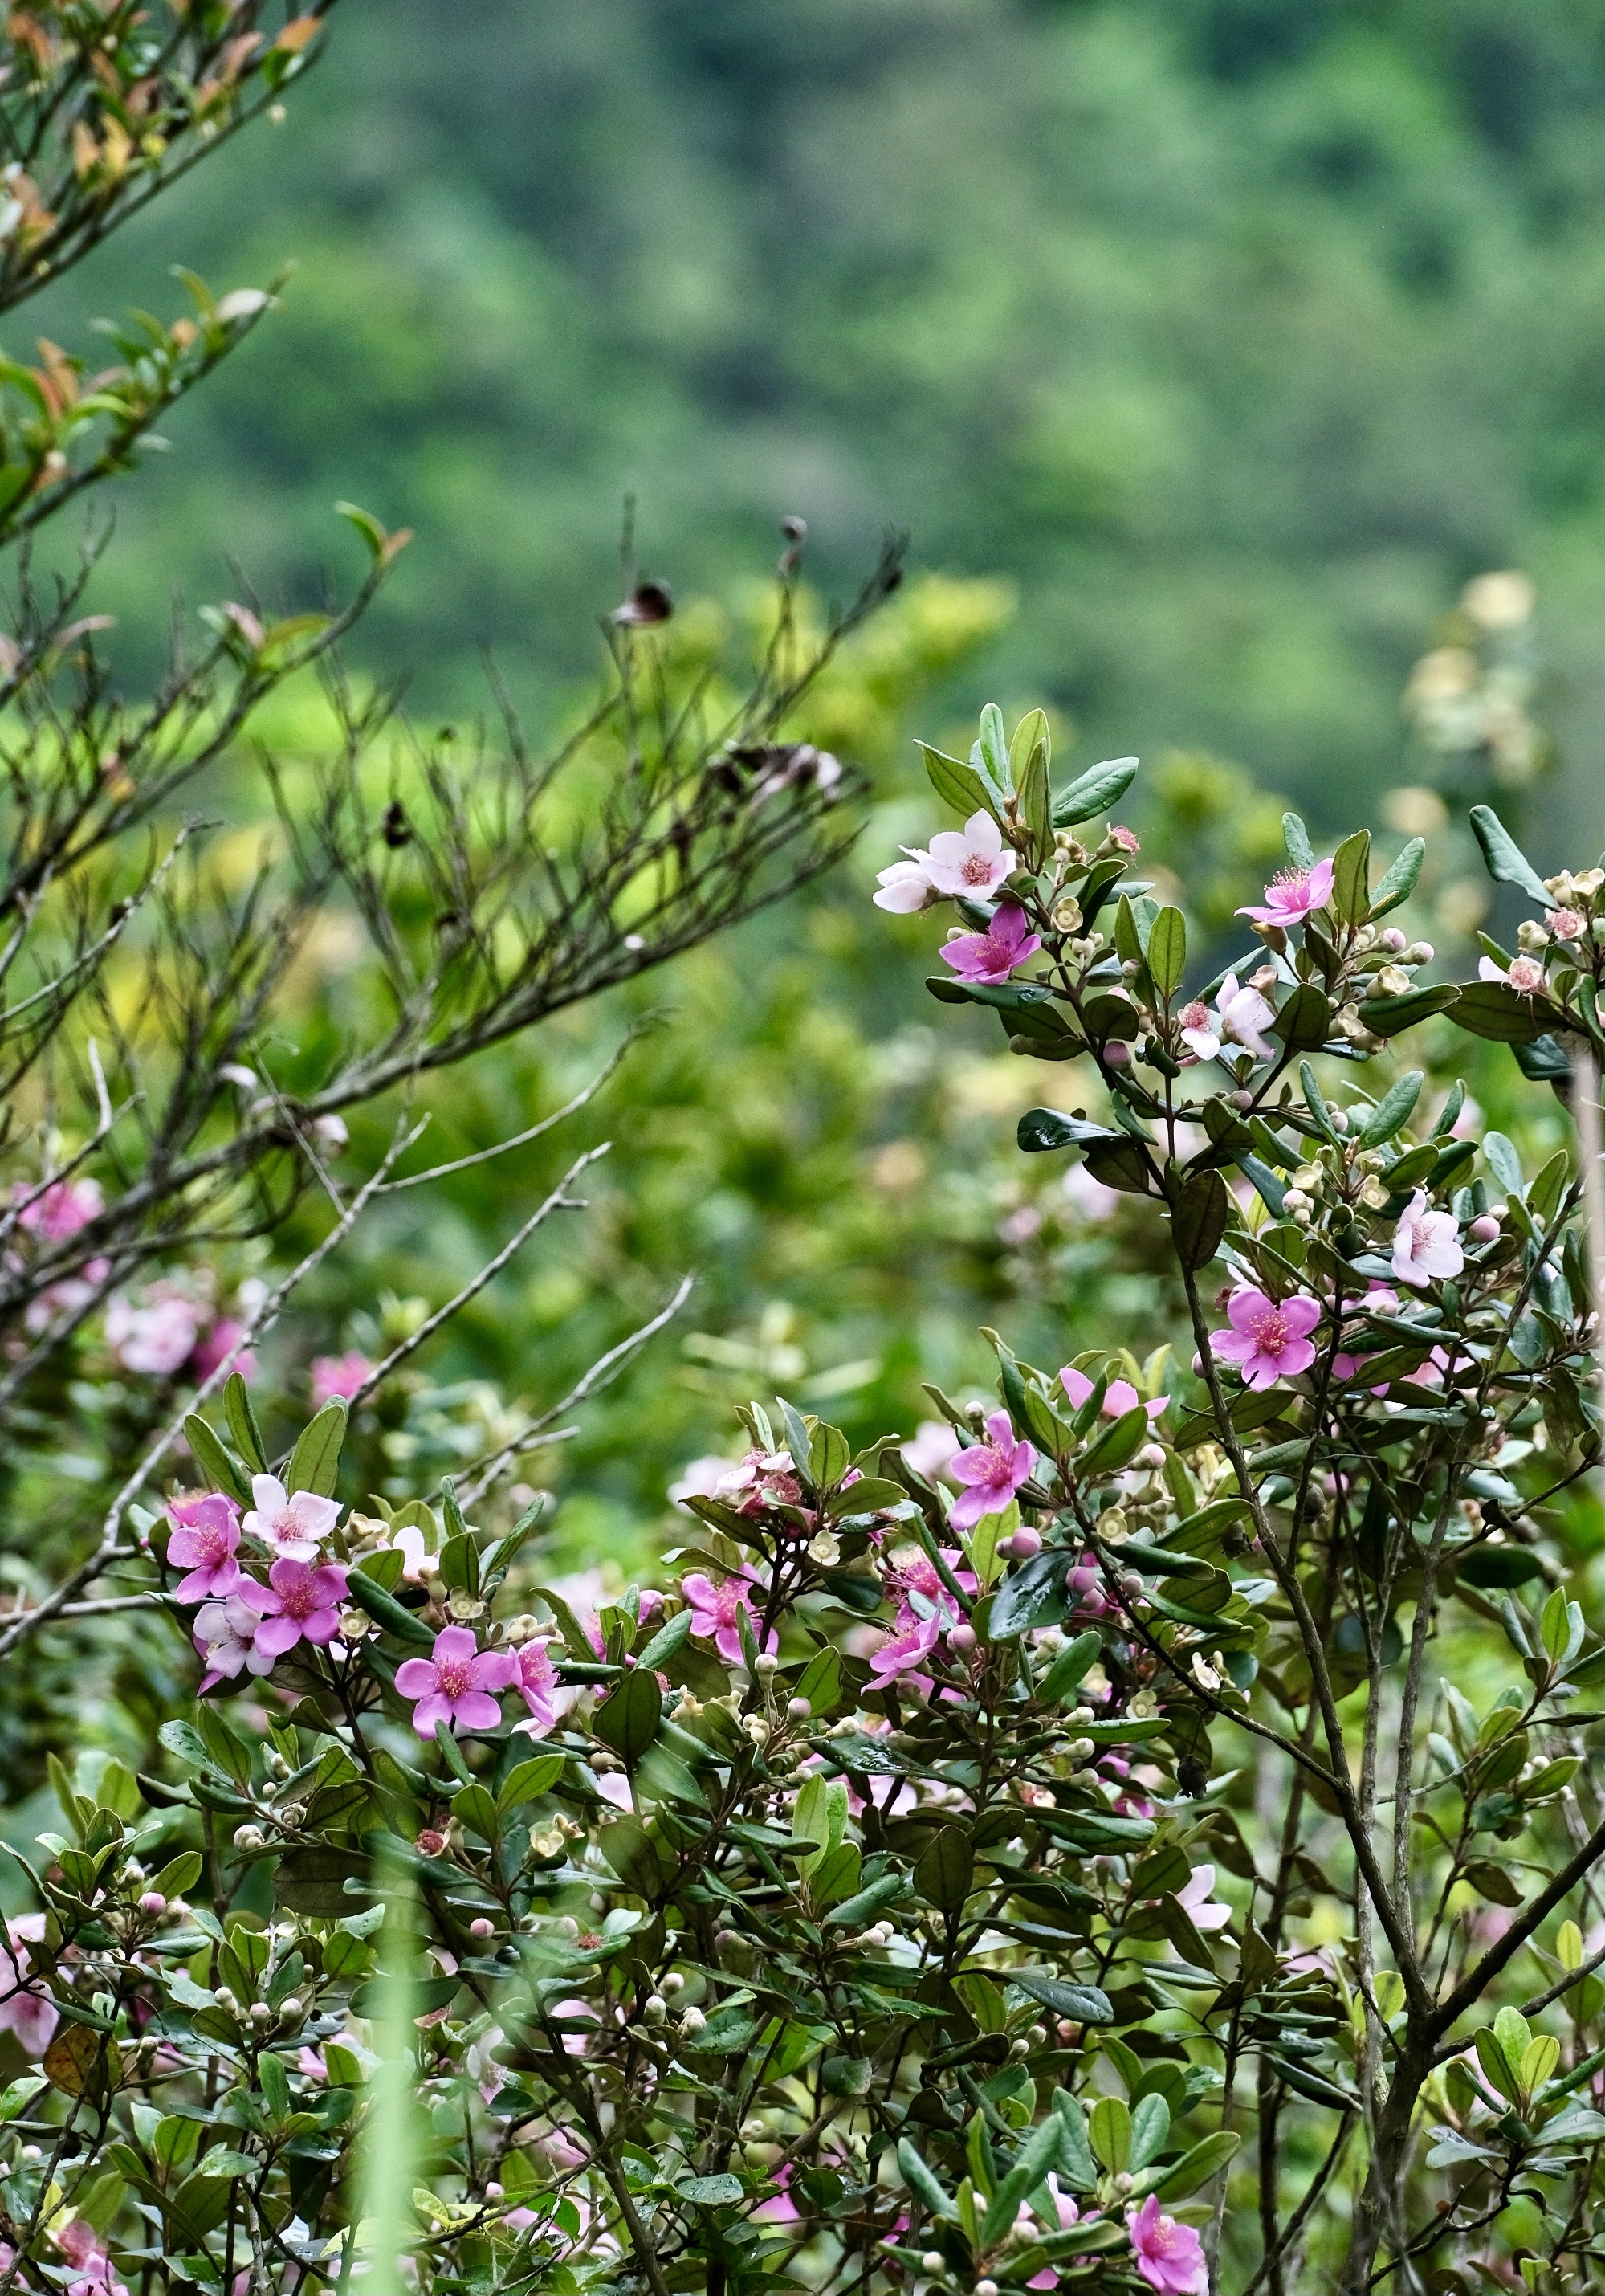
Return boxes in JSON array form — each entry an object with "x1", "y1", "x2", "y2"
[
  {"x1": 978, "y1": 702, "x2": 1012, "y2": 792},
  {"x1": 919, "y1": 741, "x2": 997, "y2": 822},
  {"x1": 898, "y1": 2137, "x2": 959, "y2": 2221},
  {"x1": 1128, "y1": 2092, "x2": 1171, "y2": 2172},
  {"x1": 1155, "y1": 2130, "x2": 1241, "y2": 2199},
  {"x1": 592, "y1": 1670, "x2": 662, "y2": 1765},
  {"x1": 497, "y1": 1754, "x2": 564, "y2": 1812},
  {"x1": 1008, "y1": 1971, "x2": 1114, "y2": 2025},
  {"x1": 1171, "y1": 1168, "x2": 1229, "y2": 1272},
  {"x1": 1088, "y1": 2097, "x2": 1131, "y2": 2173},
  {"x1": 1078, "y1": 1404, "x2": 1151, "y2": 1475},
  {"x1": 345, "y1": 1570, "x2": 437, "y2": 1647},
  {"x1": 1329, "y1": 829, "x2": 1371, "y2": 927},
  {"x1": 1017, "y1": 1109, "x2": 1121, "y2": 1156},
  {"x1": 1469, "y1": 805, "x2": 1553, "y2": 906},
  {"x1": 1368, "y1": 837, "x2": 1426, "y2": 920},
  {"x1": 1053, "y1": 755, "x2": 1139, "y2": 828},
  {"x1": 1016, "y1": 714, "x2": 1053, "y2": 862},
  {"x1": 1147, "y1": 907, "x2": 1186, "y2": 1000},
  {"x1": 287, "y1": 1401, "x2": 347, "y2": 1497},
  {"x1": 1449, "y1": 981, "x2": 1549, "y2": 1043},
  {"x1": 181, "y1": 1416, "x2": 251, "y2": 1506},
  {"x1": 677, "y1": 2172, "x2": 745, "y2": 2208},
  {"x1": 989, "y1": 1550, "x2": 1073, "y2": 1639},
  {"x1": 914, "y1": 1826, "x2": 974, "y2": 1913},
  {"x1": 1359, "y1": 984, "x2": 1460, "y2": 1035},
  {"x1": 1282, "y1": 812, "x2": 1314, "y2": 870},
  {"x1": 1034, "y1": 1629, "x2": 1104, "y2": 1703},
  {"x1": 1270, "y1": 983, "x2": 1333, "y2": 1050},
  {"x1": 1359, "y1": 1071, "x2": 1423, "y2": 1146},
  {"x1": 222, "y1": 1375, "x2": 267, "y2": 1474},
  {"x1": 824, "y1": 1873, "x2": 910, "y2": 1927},
  {"x1": 635, "y1": 1609, "x2": 693, "y2": 1671}
]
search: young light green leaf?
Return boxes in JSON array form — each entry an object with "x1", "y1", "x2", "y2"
[
  {"x1": 1147, "y1": 907, "x2": 1186, "y2": 1001},
  {"x1": 1368, "y1": 836, "x2": 1425, "y2": 920}
]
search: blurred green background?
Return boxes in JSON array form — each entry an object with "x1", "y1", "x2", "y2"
[{"x1": 14, "y1": 0, "x2": 1603, "y2": 1601}]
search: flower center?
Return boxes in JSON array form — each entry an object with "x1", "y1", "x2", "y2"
[
  {"x1": 1252, "y1": 1307, "x2": 1289, "y2": 1353},
  {"x1": 1179, "y1": 1001, "x2": 1209, "y2": 1030},
  {"x1": 960, "y1": 852, "x2": 993, "y2": 883},
  {"x1": 283, "y1": 1582, "x2": 316, "y2": 1621},
  {"x1": 438, "y1": 1658, "x2": 471, "y2": 1699},
  {"x1": 198, "y1": 1525, "x2": 228, "y2": 1563}
]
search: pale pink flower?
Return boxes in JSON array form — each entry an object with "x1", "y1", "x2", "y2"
[
  {"x1": 511, "y1": 1637, "x2": 580, "y2": 1737},
  {"x1": 298, "y1": 2045, "x2": 329, "y2": 2082},
  {"x1": 1546, "y1": 908, "x2": 1584, "y2": 942},
  {"x1": 1110, "y1": 824, "x2": 1141, "y2": 854},
  {"x1": 872, "y1": 858, "x2": 936, "y2": 913},
  {"x1": 311, "y1": 1348, "x2": 370, "y2": 1406},
  {"x1": 105, "y1": 1290, "x2": 200, "y2": 1375},
  {"x1": 55, "y1": 2219, "x2": 129, "y2": 2296},
  {"x1": 1216, "y1": 973, "x2": 1277, "y2": 1060},
  {"x1": 1238, "y1": 856, "x2": 1334, "y2": 929},
  {"x1": 948, "y1": 1411, "x2": 1036, "y2": 1530},
  {"x1": 681, "y1": 1571, "x2": 773, "y2": 1664},
  {"x1": 1060, "y1": 1366, "x2": 1166, "y2": 1424},
  {"x1": 192, "y1": 1316, "x2": 256, "y2": 1384},
  {"x1": 668, "y1": 1454, "x2": 737, "y2": 1509},
  {"x1": 166, "y1": 1491, "x2": 243, "y2": 1601},
  {"x1": 238, "y1": 1557, "x2": 349, "y2": 1662},
  {"x1": 193, "y1": 1593, "x2": 270, "y2": 1690},
  {"x1": 1029, "y1": 2176, "x2": 1084, "y2": 2285},
  {"x1": 1391, "y1": 1191, "x2": 1464, "y2": 1290},
  {"x1": 389, "y1": 1521, "x2": 440, "y2": 1583},
  {"x1": 915, "y1": 810, "x2": 1014, "y2": 898},
  {"x1": 15, "y1": 1175, "x2": 102, "y2": 1242},
  {"x1": 242, "y1": 1471, "x2": 341, "y2": 1563},
  {"x1": 1478, "y1": 952, "x2": 1545, "y2": 996},
  {"x1": 1175, "y1": 1863, "x2": 1232, "y2": 1931},
  {"x1": 1177, "y1": 999, "x2": 1221, "y2": 1062},
  {"x1": 1127, "y1": 2193, "x2": 1208, "y2": 2294},
  {"x1": 902, "y1": 1420, "x2": 961, "y2": 1483},
  {"x1": 939, "y1": 901, "x2": 1041, "y2": 986},
  {"x1": 1210, "y1": 1288, "x2": 1322, "y2": 1389},
  {"x1": 0, "y1": 1915, "x2": 58, "y2": 2055},
  {"x1": 395, "y1": 1625, "x2": 516, "y2": 1737}
]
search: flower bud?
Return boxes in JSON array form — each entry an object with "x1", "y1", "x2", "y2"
[
  {"x1": 948, "y1": 1623, "x2": 977, "y2": 1654},
  {"x1": 138, "y1": 1891, "x2": 166, "y2": 1915},
  {"x1": 233, "y1": 1825, "x2": 264, "y2": 1853},
  {"x1": 921, "y1": 2253, "x2": 946, "y2": 2276},
  {"x1": 678, "y1": 2007, "x2": 707, "y2": 2037},
  {"x1": 977, "y1": 2280, "x2": 1000, "y2": 2296},
  {"x1": 754, "y1": 1652, "x2": 779, "y2": 1678},
  {"x1": 468, "y1": 1917, "x2": 495, "y2": 1939},
  {"x1": 249, "y1": 2001, "x2": 272, "y2": 2025},
  {"x1": 787, "y1": 1695, "x2": 812, "y2": 1719},
  {"x1": 1004, "y1": 1527, "x2": 1041, "y2": 1560},
  {"x1": 642, "y1": 1994, "x2": 668, "y2": 2025},
  {"x1": 279, "y1": 1996, "x2": 303, "y2": 2021},
  {"x1": 1469, "y1": 1213, "x2": 1500, "y2": 1242},
  {"x1": 1379, "y1": 927, "x2": 1407, "y2": 952}
]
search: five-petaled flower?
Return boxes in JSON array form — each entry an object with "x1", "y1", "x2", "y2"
[
  {"x1": 1237, "y1": 856, "x2": 1334, "y2": 929},
  {"x1": 193, "y1": 1593, "x2": 271, "y2": 1690},
  {"x1": 1174, "y1": 1863, "x2": 1232, "y2": 1932},
  {"x1": 915, "y1": 810, "x2": 1016, "y2": 898},
  {"x1": 242, "y1": 1472, "x2": 342, "y2": 1564},
  {"x1": 238, "y1": 1557, "x2": 351, "y2": 1662},
  {"x1": 1126, "y1": 2192, "x2": 1209, "y2": 2294},
  {"x1": 396, "y1": 1625, "x2": 517, "y2": 1738},
  {"x1": 948, "y1": 1411, "x2": 1037, "y2": 1530},
  {"x1": 1179, "y1": 973, "x2": 1276, "y2": 1064},
  {"x1": 1478, "y1": 953, "x2": 1546, "y2": 997},
  {"x1": 166, "y1": 1491, "x2": 244, "y2": 1601},
  {"x1": 14, "y1": 1174, "x2": 102, "y2": 1242},
  {"x1": 1060, "y1": 1366, "x2": 1166, "y2": 1424},
  {"x1": 939, "y1": 901, "x2": 1041, "y2": 987},
  {"x1": 311, "y1": 1349, "x2": 371, "y2": 1407},
  {"x1": 1391, "y1": 1190, "x2": 1464, "y2": 1290},
  {"x1": 1210, "y1": 1288, "x2": 1322, "y2": 1389},
  {"x1": 681, "y1": 1571, "x2": 772, "y2": 1665},
  {"x1": 511, "y1": 1637, "x2": 580, "y2": 1737}
]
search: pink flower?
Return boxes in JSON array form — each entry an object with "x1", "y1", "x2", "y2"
[
  {"x1": 511, "y1": 1637, "x2": 580, "y2": 1737},
  {"x1": 105, "y1": 1290, "x2": 200, "y2": 1375},
  {"x1": 939, "y1": 901, "x2": 1041, "y2": 987},
  {"x1": 1127, "y1": 2193, "x2": 1208, "y2": 2294},
  {"x1": 1061, "y1": 1366, "x2": 1166, "y2": 1424},
  {"x1": 242, "y1": 1471, "x2": 341, "y2": 1563},
  {"x1": 1546, "y1": 908, "x2": 1584, "y2": 942},
  {"x1": 1174, "y1": 1863, "x2": 1232, "y2": 1931},
  {"x1": 239, "y1": 1556, "x2": 349, "y2": 1662},
  {"x1": 193, "y1": 1593, "x2": 271, "y2": 1690},
  {"x1": 1391, "y1": 1190, "x2": 1464, "y2": 1289},
  {"x1": 0, "y1": 1916, "x2": 58, "y2": 2056},
  {"x1": 192, "y1": 1316, "x2": 256, "y2": 1384},
  {"x1": 681, "y1": 1571, "x2": 773, "y2": 1665},
  {"x1": 394, "y1": 1625, "x2": 517, "y2": 1738},
  {"x1": 166, "y1": 1491, "x2": 243, "y2": 1601},
  {"x1": 948, "y1": 1411, "x2": 1036, "y2": 1530},
  {"x1": 1029, "y1": 2176, "x2": 1084, "y2": 2285},
  {"x1": 389, "y1": 1521, "x2": 440, "y2": 1583},
  {"x1": 872, "y1": 858, "x2": 936, "y2": 914},
  {"x1": 668, "y1": 1454, "x2": 738, "y2": 1508},
  {"x1": 1110, "y1": 824, "x2": 1141, "y2": 854},
  {"x1": 311, "y1": 1349, "x2": 370, "y2": 1406},
  {"x1": 1478, "y1": 953, "x2": 1546, "y2": 996},
  {"x1": 298, "y1": 2045, "x2": 329, "y2": 2082},
  {"x1": 915, "y1": 810, "x2": 1014, "y2": 898},
  {"x1": 1237, "y1": 857, "x2": 1334, "y2": 929},
  {"x1": 866, "y1": 1610, "x2": 943, "y2": 1690},
  {"x1": 1177, "y1": 999, "x2": 1221, "y2": 1062},
  {"x1": 1210, "y1": 1288, "x2": 1322, "y2": 1389},
  {"x1": 15, "y1": 1175, "x2": 102, "y2": 1242}
]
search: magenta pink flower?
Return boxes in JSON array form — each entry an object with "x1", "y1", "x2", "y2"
[
  {"x1": 948, "y1": 1411, "x2": 1037, "y2": 1530},
  {"x1": 311, "y1": 1348, "x2": 371, "y2": 1406},
  {"x1": 15, "y1": 1175, "x2": 102, "y2": 1242},
  {"x1": 1210, "y1": 1288, "x2": 1321, "y2": 1389},
  {"x1": 243, "y1": 1472, "x2": 341, "y2": 1563},
  {"x1": 681, "y1": 1571, "x2": 774, "y2": 1665},
  {"x1": 511, "y1": 1637, "x2": 580, "y2": 1738},
  {"x1": 939, "y1": 901, "x2": 1041, "y2": 987},
  {"x1": 1060, "y1": 1366, "x2": 1166, "y2": 1424},
  {"x1": 1391, "y1": 1190, "x2": 1464, "y2": 1289},
  {"x1": 192, "y1": 1316, "x2": 256, "y2": 1384},
  {"x1": 166, "y1": 1491, "x2": 243, "y2": 1601},
  {"x1": 1237, "y1": 857, "x2": 1334, "y2": 928},
  {"x1": 239, "y1": 1556, "x2": 350, "y2": 1662},
  {"x1": 0, "y1": 1916, "x2": 58, "y2": 2056},
  {"x1": 1126, "y1": 2193, "x2": 1208, "y2": 2294},
  {"x1": 395, "y1": 1625, "x2": 517, "y2": 1737}
]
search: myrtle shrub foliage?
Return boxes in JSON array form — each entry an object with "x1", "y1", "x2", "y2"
[{"x1": 5, "y1": 691, "x2": 1602, "y2": 2296}]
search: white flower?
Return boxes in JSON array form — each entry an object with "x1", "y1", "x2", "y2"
[
  {"x1": 872, "y1": 859, "x2": 935, "y2": 914},
  {"x1": 913, "y1": 810, "x2": 1014, "y2": 899},
  {"x1": 1175, "y1": 1863, "x2": 1232, "y2": 1931},
  {"x1": 1391, "y1": 1190, "x2": 1464, "y2": 1291},
  {"x1": 243, "y1": 1473, "x2": 341, "y2": 1563}
]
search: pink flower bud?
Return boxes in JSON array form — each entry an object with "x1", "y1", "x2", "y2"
[
  {"x1": 949, "y1": 1623, "x2": 978, "y2": 1654},
  {"x1": 1469, "y1": 1213, "x2": 1500, "y2": 1242},
  {"x1": 138, "y1": 1892, "x2": 166, "y2": 1915},
  {"x1": 468, "y1": 1917, "x2": 495, "y2": 1939},
  {"x1": 1380, "y1": 927, "x2": 1407, "y2": 952},
  {"x1": 1005, "y1": 1527, "x2": 1042, "y2": 1560}
]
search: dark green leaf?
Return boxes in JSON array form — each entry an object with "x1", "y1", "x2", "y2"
[
  {"x1": 1469, "y1": 805, "x2": 1553, "y2": 906},
  {"x1": 1009, "y1": 1971, "x2": 1114, "y2": 2024},
  {"x1": 1147, "y1": 907, "x2": 1186, "y2": 1000},
  {"x1": 1270, "y1": 984, "x2": 1332, "y2": 1050},
  {"x1": 1368, "y1": 838, "x2": 1425, "y2": 920},
  {"x1": 1449, "y1": 982, "x2": 1548, "y2": 1044},
  {"x1": 1053, "y1": 755, "x2": 1138, "y2": 828},
  {"x1": 1171, "y1": 1169, "x2": 1228, "y2": 1272},
  {"x1": 1017, "y1": 1109, "x2": 1120, "y2": 1156},
  {"x1": 1330, "y1": 829, "x2": 1371, "y2": 926},
  {"x1": 287, "y1": 1401, "x2": 347, "y2": 1498},
  {"x1": 593, "y1": 1669, "x2": 662, "y2": 1765},
  {"x1": 345, "y1": 1570, "x2": 437, "y2": 1647},
  {"x1": 1359, "y1": 985, "x2": 1460, "y2": 1035},
  {"x1": 914, "y1": 1826, "x2": 974, "y2": 1913},
  {"x1": 181, "y1": 1417, "x2": 250, "y2": 1506},
  {"x1": 1359, "y1": 1071, "x2": 1423, "y2": 1145}
]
